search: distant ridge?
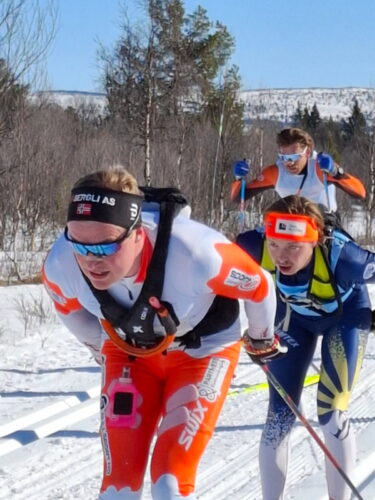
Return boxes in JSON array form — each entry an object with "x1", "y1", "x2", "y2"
[
  {"x1": 239, "y1": 86, "x2": 375, "y2": 123},
  {"x1": 35, "y1": 89, "x2": 106, "y2": 97},
  {"x1": 243, "y1": 86, "x2": 375, "y2": 91},
  {"x1": 29, "y1": 90, "x2": 107, "y2": 113},
  {"x1": 32, "y1": 87, "x2": 375, "y2": 123}
]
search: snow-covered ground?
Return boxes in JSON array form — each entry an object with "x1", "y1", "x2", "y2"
[{"x1": 0, "y1": 284, "x2": 374, "y2": 500}]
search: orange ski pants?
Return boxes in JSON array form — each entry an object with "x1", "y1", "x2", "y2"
[{"x1": 99, "y1": 339, "x2": 241, "y2": 498}]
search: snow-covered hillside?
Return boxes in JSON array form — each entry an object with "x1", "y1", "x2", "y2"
[
  {"x1": 31, "y1": 87, "x2": 375, "y2": 124},
  {"x1": 239, "y1": 87, "x2": 375, "y2": 124},
  {"x1": 29, "y1": 90, "x2": 107, "y2": 115}
]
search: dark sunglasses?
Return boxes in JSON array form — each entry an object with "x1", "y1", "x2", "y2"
[{"x1": 64, "y1": 227, "x2": 130, "y2": 257}]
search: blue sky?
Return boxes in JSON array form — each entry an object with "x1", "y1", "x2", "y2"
[{"x1": 45, "y1": 0, "x2": 375, "y2": 92}]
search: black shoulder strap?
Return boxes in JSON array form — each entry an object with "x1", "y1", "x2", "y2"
[
  {"x1": 136, "y1": 197, "x2": 176, "y2": 298},
  {"x1": 317, "y1": 205, "x2": 355, "y2": 243},
  {"x1": 139, "y1": 186, "x2": 188, "y2": 209},
  {"x1": 83, "y1": 187, "x2": 187, "y2": 347},
  {"x1": 178, "y1": 295, "x2": 239, "y2": 349}
]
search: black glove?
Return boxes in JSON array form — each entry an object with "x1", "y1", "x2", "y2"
[{"x1": 242, "y1": 332, "x2": 288, "y2": 365}]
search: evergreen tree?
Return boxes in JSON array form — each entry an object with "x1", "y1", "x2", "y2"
[
  {"x1": 206, "y1": 66, "x2": 244, "y2": 139},
  {"x1": 292, "y1": 102, "x2": 321, "y2": 133},
  {"x1": 205, "y1": 66, "x2": 245, "y2": 226},
  {"x1": 102, "y1": 0, "x2": 235, "y2": 184},
  {"x1": 308, "y1": 103, "x2": 321, "y2": 132},
  {"x1": 291, "y1": 102, "x2": 303, "y2": 127},
  {"x1": 342, "y1": 98, "x2": 367, "y2": 144},
  {"x1": 302, "y1": 107, "x2": 310, "y2": 130},
  {"x1": 321, "y1": 117, "x2": 342, "y2": 159}
]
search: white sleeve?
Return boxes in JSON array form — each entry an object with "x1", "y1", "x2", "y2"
[
  {"x1": 243, "y1": 270, "x2": 276, "y2": 340},
  {"x1": 57, "y1": 309, "x2": 103, "y2": 363}
]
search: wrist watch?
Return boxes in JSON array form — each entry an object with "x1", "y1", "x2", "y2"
[{"x1": 336, "y1": 166, "x2": 344, "y2": 177}]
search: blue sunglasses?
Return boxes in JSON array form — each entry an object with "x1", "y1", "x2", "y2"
[
  {"x1": 278, "y1": 146, "x2": 307, "y2": 163},
  {"x1": 64, "y1": 227, "x2": 129, "y2": 257}
]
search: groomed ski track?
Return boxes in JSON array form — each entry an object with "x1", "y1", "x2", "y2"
[{"x1": 0, "y1": 345, "x2": 374, "y2": 500}]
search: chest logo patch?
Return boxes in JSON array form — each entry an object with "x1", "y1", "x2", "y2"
[{"x1": 224, "y1": 268, "x2": 261, "y2": 291}]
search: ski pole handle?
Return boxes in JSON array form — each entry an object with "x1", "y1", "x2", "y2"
[{"x1": 149, "y1": 296, "x2": 177, "y2": 335}]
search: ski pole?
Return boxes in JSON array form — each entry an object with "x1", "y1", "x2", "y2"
[
  {"x1": 235, "y1": 158, "x2": 250, "y2": 232},
  {"x1": 260, "y1": 364, "x2": 364, "y2": 500},
  {"x1": 323, "y1": 172, "x2": 332, "y2": 212},
  {"x1": 239, "y1": 176, "x2": 246, "y2": 232}
]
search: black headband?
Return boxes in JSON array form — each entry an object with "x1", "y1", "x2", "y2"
[{"x1": 67, "y1": 187, "x2": 144, "y2": 229}]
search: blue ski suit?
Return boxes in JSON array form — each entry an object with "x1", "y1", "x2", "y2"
[{"x1": 237, "y1": 228, "x2": 372, "y2": 500}]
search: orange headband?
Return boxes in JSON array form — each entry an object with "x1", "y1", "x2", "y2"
[{"x1": 264, "y1": 212, "x2": 319, "y2": 242}]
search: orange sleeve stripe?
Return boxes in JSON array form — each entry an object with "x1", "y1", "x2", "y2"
[
  {"x1": 206, "y1": 242, "x2": 269, "y2": 302},
  {"x1": 230, "y1": 165, "x2": 278, "y2": 202},
  {"x1": 247, "y1": 164, "x2": 278, "y2": 189},
  {"x1": 329, "y1": 174, "x2": 366, "y2": 199},
  {"x1": 315, "y1": 164, "x2": 366, "y2": 200},
  {"x1": 42, "y1": 267, "x2": 82, "y2": 315}
]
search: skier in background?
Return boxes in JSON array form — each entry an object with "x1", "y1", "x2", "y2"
[{"x1": 231, "y1": 127, "x2": 366, "y2": 213}]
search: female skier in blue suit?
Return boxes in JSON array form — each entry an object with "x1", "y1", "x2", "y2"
[{"x1": 237, "y1": 195, "x2": 372, "y2": 500}]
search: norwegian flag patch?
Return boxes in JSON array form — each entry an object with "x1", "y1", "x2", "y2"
[{"x1": 76, "y1": 203, "x2": 92, "y2": 215}]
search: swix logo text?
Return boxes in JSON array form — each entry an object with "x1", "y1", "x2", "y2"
[{"x1": 178, "y1": 400, "x2": 208, "y2": 451}]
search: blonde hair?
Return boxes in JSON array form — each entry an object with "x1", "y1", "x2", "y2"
[
  {"x1": 276, "y1": 128, "x2": 314, "y2": 151},
  {"x1": 73, "y1": 165, "x2": 142, "y2": 195},
  {"x1": 264, "y1": 195, "x2": 325, "y2": 243}
]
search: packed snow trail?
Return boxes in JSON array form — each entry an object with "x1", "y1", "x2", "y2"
[
  {"x1": 1, "y1": 285, "x2": 374, "y2": 499},
  {"x1": 1, "y1": 347, "x2": 375, "y2": 500}
]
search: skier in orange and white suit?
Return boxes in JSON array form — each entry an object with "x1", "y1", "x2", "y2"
[
  {"x1": 43, "y1": 166, "x2": 280, "y2": 500},
  {"x1": 231, "y1": 127, "x2": 366, "y2": 212}
]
